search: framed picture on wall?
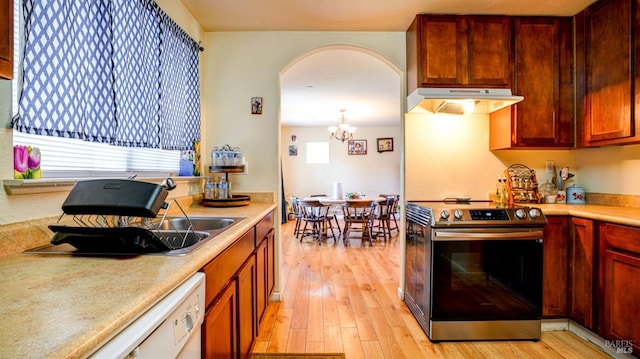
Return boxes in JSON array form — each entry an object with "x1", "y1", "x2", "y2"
[
  {"x1": 288, "y1": 145, "x2": 297, "y2": 156},
  {"x1": 377, "y1": 137, "x2": 393, "y2": 152},
  {"x1": 348, "y1": 139, "x2": 367, "y2": 155},
  {"x1": 251, "y1": 97, "x2": 263, "y2": 114}
]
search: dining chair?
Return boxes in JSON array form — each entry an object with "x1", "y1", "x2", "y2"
[
  {"x1": 372, "y1": 196, "x2": 396, "y2": 241},
  {"x1": 341, "y1": 200, "x2": 377, "y2": 245},
  {"x1": 309, "y1": 194, "x2": 342, "y2": 235},
  {"x1": 298, "y1": 200, "x2": 337, "y2": 243},
  {"x1": 290, "y1": 196, "x2": 304, "y2": 238},
  {"x1": 378, "y1": 194, "x2": 399, "y2": 233}
]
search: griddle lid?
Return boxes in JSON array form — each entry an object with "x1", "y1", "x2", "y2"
[{"x1": 61, "y1": 179, "x2": 168, "y2": 217}]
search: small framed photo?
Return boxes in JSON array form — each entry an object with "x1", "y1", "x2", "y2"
[
  {"x1": 288, "y1": 145, "x2": 297, "y2": 156},
  {"x1": 251, "y1": 97, "x2": 263, "y2": 115},
  {"x1": 377, "y1": 137, "x2": 394, "y2": 153},
  {"x1": 348, "y1": 139, "x2": 367, "y2": 155}
]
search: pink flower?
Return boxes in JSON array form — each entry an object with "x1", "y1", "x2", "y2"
[
  {"x1": 14, "y1": 145, "x2": 29, "y2": 173},
  {"x1": 28, "y1": 147, "x2": 41, "y2": 169}
]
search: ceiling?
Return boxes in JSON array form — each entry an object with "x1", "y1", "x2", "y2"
[
  {"x1": 181, "y1": 0, "x2": 596, "y2": 32},
  {"x1": 180, "y1": 0, "x2": 598, "y2": 128}
]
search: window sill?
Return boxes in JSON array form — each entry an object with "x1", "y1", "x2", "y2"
[{"x1": 3, "y1": 177, "x2": 204, "y2": 195}]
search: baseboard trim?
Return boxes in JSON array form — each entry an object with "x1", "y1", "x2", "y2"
[
  {"x1": 270, "y1": 291, "x2": 283, "y2": 302},
  {"x1": 541, "y1": 318, "x2": 569, "y2": 331},
  {"x1": 542, "y1": 319, "x2": 635, "y2": 358}
]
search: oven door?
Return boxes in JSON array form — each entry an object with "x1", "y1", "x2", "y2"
[{"x1": 430, "y1": 227, "x2": 543, "y2": 322}]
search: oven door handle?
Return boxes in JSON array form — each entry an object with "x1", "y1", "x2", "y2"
[{"x1": 433, "y1": 230, "x2": 544, "y2": 241}]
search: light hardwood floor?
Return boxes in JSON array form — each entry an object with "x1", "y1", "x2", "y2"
[{"x1": 253, "y1": 219, "x2": 612, "y2": 358}]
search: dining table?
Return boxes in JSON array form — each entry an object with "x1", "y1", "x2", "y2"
[
  {"x1": 301, "y1": 196, "x2": 386, "y2": 241},
  {"x1": 302, "y1": 196, "x2": 386, "y2": 204}
]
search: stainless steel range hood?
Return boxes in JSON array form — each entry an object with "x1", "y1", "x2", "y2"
[{"x1": 407, "y1": 88, "x2": 524, "y2": 115}]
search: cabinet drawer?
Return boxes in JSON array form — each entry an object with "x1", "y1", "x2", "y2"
[
  {"x1": 255, "y1": 211, "x2": 274, "y2": 246},
  {"x1": 201, "y1": 229, "x2": 255, "y2": 307},
  {"x1": 600, "y1": 222, "x2": 640, "y2": 253}
]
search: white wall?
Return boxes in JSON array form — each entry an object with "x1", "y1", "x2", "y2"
[
  {"x1": 201, "y1": 32, "x2": 406, "y2": 209},
  {"x1": 281, "y1": 126, "x2": 401, "y2": 200},
  {"x1": 405, "y1": 112, "x2": 576, "y2": 200},
  {"x1": 576, "y1": 145, "x2": 640, "y2": 195}
]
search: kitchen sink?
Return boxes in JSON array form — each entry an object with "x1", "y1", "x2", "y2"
[
  {"x1": 155, "y1": 217, "x2": 239, "y2": 232},
  {"x1": 24, "y1": 216, "x2": 245, "y2": 257},
  {"x1": 150, "y1": 216, "x2": 245, "y2": 255}
]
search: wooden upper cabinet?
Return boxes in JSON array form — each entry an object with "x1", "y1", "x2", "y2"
[
  {"x1": 490, "y1": 17, "x2": 574, "y2": 149},
  {"x1": 406, "y1": 14, "x2": 512, "y2": 92},
  {"x1": 0, "y1": 0, "x2": 13, "y2": 80},
  {"x1": 466, "y1": 16, "x2": 512, "y2": 87},
  {"x1": 577, "y1": 0, "x2": 640, "y2": 146}
]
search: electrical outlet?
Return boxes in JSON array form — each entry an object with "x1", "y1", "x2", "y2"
[{"x1": 545, "y1": 160, "x2": 554, "y2": 174}]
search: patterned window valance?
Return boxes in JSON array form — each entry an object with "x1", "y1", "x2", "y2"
[{"x1": 13, "y1": 0, "x2": 201, "y2": 151}]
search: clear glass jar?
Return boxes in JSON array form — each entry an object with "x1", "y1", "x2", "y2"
[{"x1": 539, "y1": 179, "x2": 558, "y2": 203}]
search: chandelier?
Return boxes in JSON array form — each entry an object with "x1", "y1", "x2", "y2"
[{"x1": 328, "y1": 109, "x2": 356, "y2": 142}]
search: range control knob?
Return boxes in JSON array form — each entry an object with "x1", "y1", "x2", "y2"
[
  {"x1": 515, "y1": 208, "x2": 527, "y2": 219},
  {"x1": 454, "y1": 209, "x2": 464, "y2": 220},
  {"x1": 528, "y1": 208, "x2": 541, "y2": 219},
  {"x1": 440, "y1": 210, "x2": 450, "y2": 220}
]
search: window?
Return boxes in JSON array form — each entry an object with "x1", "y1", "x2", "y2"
[
  {"x1": 11, "y1": 0, "x2": 200, "y2": 179},
  {"x1": 305, "y1": 141, "x2": 329, "y2": 164},
  {"x1": 13, "y1": 132, "x2": 180, "y2": 178}
]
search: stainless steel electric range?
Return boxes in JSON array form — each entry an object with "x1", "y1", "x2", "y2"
[{"x1": 404, "y1": 200, "x2": 547, "y2": 342}]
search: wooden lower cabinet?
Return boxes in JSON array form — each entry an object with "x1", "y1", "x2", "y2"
[
  {"x1": 266, "y1": 228, "x2": 275, "y2": 303},
  {"x1": 203, "y1": 281, "x2": 237, "y2": 359},
  {"x1": 256, "y1": 239, "x2": 267, "y2": 322},
  {"x1": 238, "y1": 255, "x2": 257, "y2": 359},
  {"x1": 568, "y1": 217, "x2": 595, "y2": 329},
  {"x1": 202, "y1": 211, "x2": 276, "y2": 359},
  {"x1": 542, "y1": 216, "x2": 569, "y2": 317},
  {"x1": 256, "y1": 227, "x2": 275, "y2": 323},
  {"x1": 599, "y1": 223, "x2": 640, "y2": 355}
]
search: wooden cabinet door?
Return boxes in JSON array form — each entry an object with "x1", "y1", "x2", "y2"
[
  {"x1": 602, "y1": 250, "x2": 640, "y2": 354},
  {"x1": 203, "y1": 281, "x2": 237, "y2": 359},
  {"x1": 466, "y1": 16, "x2": 512, "y2": 87},
  {"x1": 408, "y1": 15, "x2": 512, "y2": 89},
  {"x1": 237, "y1": 255, "x2": 257, "y2": 359},
  {"x1": 266, "y1": 227, "x2": 275, "y2": 299},
  {"x1": 599, "y1": 223, "x2": 640, "y2": 354},
  {"x1": 256, "y1": 227, "x2": 276, "y2": 324},
  {"x1": 580, "y1": 0, "x2": 640, "y2": 146},
  {"x1": 0, "y1": 0, "x2": 13, "y2": 80},
  {"x1": 542, "y1": 216, "x2": 569, "y2": 317},
  {"x1": 202, "y1": 229, "x2": 254, "y2": 306},
  {"x1": 256, "y1": 237, "x2": 267, "y2": 323},
  {"x1": 417, "y1": 15, "x2": 466, "y2": 86},
  {"x1": 512, "y1": 17, "x2": 574, "y2": 148},
  {"x1": 568, "y1": 217, "x2": 595, "y2": 329}
]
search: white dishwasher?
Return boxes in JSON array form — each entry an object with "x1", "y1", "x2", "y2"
[{"x1": 90, "y1": 272, "x2": 205, "y2": 359}]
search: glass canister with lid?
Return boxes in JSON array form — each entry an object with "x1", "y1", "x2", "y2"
[{"x1": 539, "y1": 179, "x2": 558, "y2": 203}]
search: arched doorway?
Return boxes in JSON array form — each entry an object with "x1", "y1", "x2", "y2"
[{"x1": 279, "y1": 45, "x2": 403, "y2": 217}]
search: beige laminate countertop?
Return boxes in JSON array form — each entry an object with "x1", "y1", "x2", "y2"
[
  {"x1": 534, "y1": 203, "x2": 640, "y2": 227},
  {"x1": 0, "y1": 202, "x2": 276, "y2": 359}
]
